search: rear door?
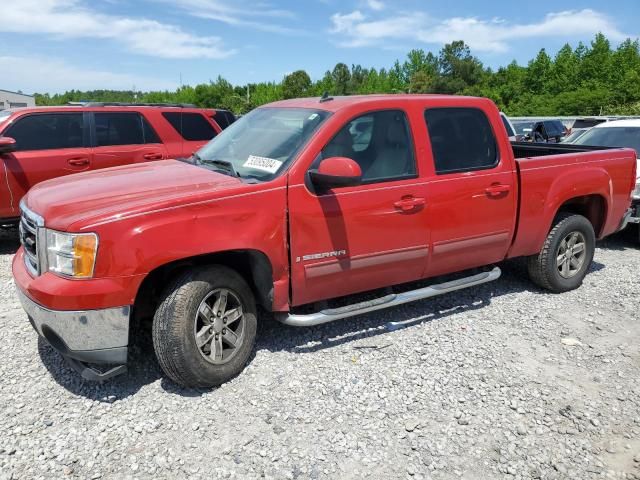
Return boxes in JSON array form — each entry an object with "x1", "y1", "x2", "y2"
[
  {"x1": 1, "y1": 111, "x2": 90, "y2": 214},
  {"x1": 288, "y1": 109, "x2": 430, "y2": 306},
  {"x1": 423, "y1": 106, "x2": 518, "y2": 277},
  {"x1": 162, "y1": 112, "x2": 220, "y2": 157},
  {"x1": 91, "y1": 112, "x2": 167, "y2": 169}
]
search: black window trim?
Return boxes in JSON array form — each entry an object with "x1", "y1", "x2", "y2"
[
  {"x1": 89, "y1": 111, "x2": 163, "y2": 148},
  {"x1": 4, "y1": 111, "x2": 90, "y2": 152},
  {"x1": 424, "y1": 106, "x2": 501, "y2": 176},
  {"x1": 309, "y1": 107, "x2": 419, "y2": 192}
]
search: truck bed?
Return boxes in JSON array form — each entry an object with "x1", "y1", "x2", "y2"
[
  {"x1": 508, "y1": 145, "x2": 637, "y2": 259},
  {"x1": 511, "y1": 141, "x2": 616, "y2": 159}
]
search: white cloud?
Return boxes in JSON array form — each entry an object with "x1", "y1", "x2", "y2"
[
  {"x1": 0, "y1": 0, "x2": 234, "y2": 59},
  {"x1": 330, "y1": 8, "x2": 629, "y2": 52},
  {"x1": 0, "y1": 56, "x2": 176, "y2": 94},
  {"x1": 165, "y1": 0, "x2": 302, "y2": 35},
  {"x1": 365, "y1": 0, "x2": 384, "y2": 11}
]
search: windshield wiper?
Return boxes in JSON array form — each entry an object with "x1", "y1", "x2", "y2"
[{"x1": 200, "y1": 158, "x2": 240, "y2": 178}]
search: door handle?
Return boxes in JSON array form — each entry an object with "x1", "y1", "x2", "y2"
[
  {"x1": 485, "y1": 184, "x2": 511, "y2": 196},
  {"x1": 67, "y1": 158, "x2": 89, "y2": 167},
  {"x1": 143, "y1": 153, "x2": 164, "y2": 160},
  {"x1": 394, "y1": 196, "x2": 426, "y2": 211}
]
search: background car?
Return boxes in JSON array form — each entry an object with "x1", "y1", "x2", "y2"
[
  {"x1": 528, "y1": 120, "x2": 567, "y2": 143},
  {"x1": 572, "y1": 119, "x2": 640, "y2": 239},
  {"x1": 561, "y1": 128, "x2": 590, "y2": 143},
  {"x1": 0, "y1": 103, "x2": 234, "y2": 223}
]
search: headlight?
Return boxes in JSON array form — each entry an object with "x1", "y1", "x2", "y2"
[
  {"x1": 633, "y1": 180, "x2": 640, "y2": 200},
  {"x1": 46, "y1": 230, "x2": 98, "y2": 278}
]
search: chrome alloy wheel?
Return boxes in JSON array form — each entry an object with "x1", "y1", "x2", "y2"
[
  {"x1": 556, "y1": 231, "x2": 587, "y2": 279},
  {"x1": 194, "y1": 288, "x2": 245, "y2": 365}
]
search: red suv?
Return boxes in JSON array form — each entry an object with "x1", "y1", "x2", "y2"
[{"x1": 0, "y1": 103, "x2": 234, "y2": 224}]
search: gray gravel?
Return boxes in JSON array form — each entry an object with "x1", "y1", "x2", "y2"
[{"x1": 1, "y1": 227, "x2": 639, "y2": 480}]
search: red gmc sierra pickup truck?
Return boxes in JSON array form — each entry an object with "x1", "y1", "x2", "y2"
[{"x1": 11, "y1": 95, "x2": 637, "y2": 388}]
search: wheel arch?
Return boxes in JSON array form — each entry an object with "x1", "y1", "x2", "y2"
[
  {"x1": 132, "y1": 249, "x2": 274, "y2": 324},
  {"x1": 555, "y1": 194, "x2": 607, "y2": 238}
]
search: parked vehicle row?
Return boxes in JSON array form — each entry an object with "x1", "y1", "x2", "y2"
[
  {"x1": 0, "y1": 103, "x2": 234, "y2": 224},
  {"x1": 9, "y1": 95, "x2": 637, "y2": 387},
  {"x1": 569, "y1": 119, "x2": 640, "y2": 237}
]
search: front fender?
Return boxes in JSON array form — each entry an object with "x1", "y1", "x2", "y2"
[{"x1": 84, "y1": 187, "x2": 290, "y2": 308}]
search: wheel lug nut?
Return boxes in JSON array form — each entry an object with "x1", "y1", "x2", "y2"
[
  {"x1": 209, "y1": 327, "x2": 213, "y2": 333},
  {"x1": 222, "y1": 329, "x2": 226, "y2": 334}
]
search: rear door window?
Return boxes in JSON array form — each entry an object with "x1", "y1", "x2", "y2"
[
  {"x1": 94, "y1": 112, "x2": 160, "y2": 146},
  {"x1": 212, "y1": 110, "x2": 235, "y2": 130},
  {"x1": 163, "y1": 112, "x2": 217, "y2": 141},
  {"x1": 5, "y1": 113, "x2": 85, "y2": 151},
  {"x1": 424, "y1": 108, "x2": 498, "y2": 174}
]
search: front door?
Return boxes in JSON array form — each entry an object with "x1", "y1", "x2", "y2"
[
  {"x1": 288, "y1": 109, "x2": 430, "y2": 306},
  {"x1": 1, "y1": 112, "x2": 91, "y2": 213}
]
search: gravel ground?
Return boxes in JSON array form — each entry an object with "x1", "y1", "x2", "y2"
[{"x1": 0, "y1": 227, "x2": 639, "y2": 480}]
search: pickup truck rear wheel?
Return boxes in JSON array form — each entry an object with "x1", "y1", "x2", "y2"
[
  {"x1": 527, "y1": 213, "x2": 595, "y2": 293},
  {"x1": 152, "y1": 265, "x2": 257, "y2": 388}
]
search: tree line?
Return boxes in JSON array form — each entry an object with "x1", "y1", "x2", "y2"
[{"x1": 35, "y1": 33, "x2": 640, "y2": 116}]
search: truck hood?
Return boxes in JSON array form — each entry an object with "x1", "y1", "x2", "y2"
[{"x1": 25, "y1": 160, "x2": 248, "y2": 230}]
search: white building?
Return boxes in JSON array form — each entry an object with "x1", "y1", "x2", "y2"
[{"x1": 0, "y1": 89, "x2": 35, "y2": 110}]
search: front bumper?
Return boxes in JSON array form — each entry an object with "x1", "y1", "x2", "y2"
[
  {"x1": 16, "y1": 286, "x2": 131, "y2": 381},
  {"x1": 17, "y1": 288, "x2": 130, "y2": 364}
]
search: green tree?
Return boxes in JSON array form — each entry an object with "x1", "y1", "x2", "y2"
[
  {"x1": 332, "y1": 63, "x2": 351, "y2": 95},
  {"x1": 282, "y1": 70, "x2": 311, "y2": 99}
]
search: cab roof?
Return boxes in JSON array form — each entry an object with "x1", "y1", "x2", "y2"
[
  {"x1": 593, "y1": 119, "x2": 640, "y2": 128},
  {"x1": 265, "y1": 94, "x2": 490, "y2": 113}
]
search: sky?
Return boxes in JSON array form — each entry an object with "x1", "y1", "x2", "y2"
[{"x1": 1, "y1": 0, "x2": 639, "y2": 94}]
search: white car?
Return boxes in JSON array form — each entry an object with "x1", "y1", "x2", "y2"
[{"x1": 573, "y1": 119, "x2": 640, "y2": 237}]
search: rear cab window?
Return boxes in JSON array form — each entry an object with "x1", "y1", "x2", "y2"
[
  {"x1": 163, "y1": 112, "x2": 218, "y2": 141},
  {"x1": 4, "y1": 113, "x2": 85, "y2": 151},
  {"x1": 424, "y1": 108, "x2": 499, "y2": 174}
]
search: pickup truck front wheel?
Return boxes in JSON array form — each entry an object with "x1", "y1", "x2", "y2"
[
  {"x1": 527, "y1": 213, "x2": 595, "y2": 293},
  {"x1": 152, "y1": 266, "x2": 257, "y2": 388}
]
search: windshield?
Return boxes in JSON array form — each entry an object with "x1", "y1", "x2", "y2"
[
  {"x1": 513, "y1": 121, "x2": 533, "y2": 135},
  {"x1": 561, "y1": 129, "x2": 588, "y2": 143},
  {"x1": 574, "y1": 127, "x2": 640, "y2": 156},
  {"x1": 195, "y1": 107, "x2": 330, "y2": 181}
]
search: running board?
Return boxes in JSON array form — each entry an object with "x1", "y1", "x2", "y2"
[{"x1": 276, "y1": 266, "x2": 502, "y2": 327}]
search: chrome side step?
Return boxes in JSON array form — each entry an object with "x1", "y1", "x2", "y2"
[{"x1": 276, "y1": 267, "x2": 502, "y2": 327}]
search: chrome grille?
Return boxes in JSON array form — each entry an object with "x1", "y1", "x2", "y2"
[{"x1": 19, "y1": 202, "x2": 44, "y2": 276}]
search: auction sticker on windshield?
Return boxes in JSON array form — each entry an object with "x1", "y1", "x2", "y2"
[{"x1": 243, "y1": 155, "x2": 283, "y2": 174}]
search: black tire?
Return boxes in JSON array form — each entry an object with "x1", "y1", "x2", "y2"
[
  {"x1": 527, "y1": 213, "x2": 595, "y2": 293},
  {"x1": 152, "y1": 265, "x2": 257, "y2": 388}
]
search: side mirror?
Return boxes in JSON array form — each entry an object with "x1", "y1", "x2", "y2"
[
  {"x1": 309, "y1": 157, "x2": 362, "y2": 190},
  {"x1": 0, "y1": 137, "x2": 16, "y2": 155}
]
